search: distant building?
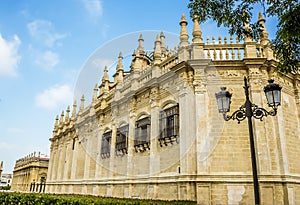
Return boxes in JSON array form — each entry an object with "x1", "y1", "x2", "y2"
[
  {"x1": 10, "y1": 152, "x2": 49, "y2": 192},
  {"x1": 46, "y1": 13, "x2": 300, "y2": 204},
  {"x1": 0, "y1": 173, "x2": 13, "y2": 188}
]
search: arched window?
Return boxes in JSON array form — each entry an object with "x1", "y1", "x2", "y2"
[{"x1": 159, "y1": 104, "x2": 179, "y2": 146}]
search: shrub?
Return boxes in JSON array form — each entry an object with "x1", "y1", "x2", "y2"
[{"x1": 0, "y1": 192, "x2": 196, "y2": 205}]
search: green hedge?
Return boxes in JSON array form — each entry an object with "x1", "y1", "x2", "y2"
[{"x1": 0, "y1": 192, "x2": 196, "y2": 205}]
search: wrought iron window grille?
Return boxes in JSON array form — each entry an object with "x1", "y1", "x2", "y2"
[
  {"x1": 134, "y1": 117, "x2": 151, "y2": 152},
  {"x1": 101, "y1": 131, "x2": 111, "y2": 159},
  {"x1": 116, "y1": 124, "x2": 129, "y2": 156},
  {"x1": 159, "y1": 104, "x2": 179, "y2": 147}
]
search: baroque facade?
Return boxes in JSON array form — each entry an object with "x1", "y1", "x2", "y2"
[
  {"x1": 11, "y1": 152, "x2": 49, "y2": 192},
  {"x1": 46, "y1": 14, "x2": 300, "y2": 204}
]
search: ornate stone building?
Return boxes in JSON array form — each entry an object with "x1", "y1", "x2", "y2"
[
  {"x1": 46, "y1": 13, "x2": 300, "y2": 204},
  {"x1": 11, "y1": 152, "x2": 49, "y2": 192}
]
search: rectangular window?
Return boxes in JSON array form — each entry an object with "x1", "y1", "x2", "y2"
[
  {"x1": 101, "y1": 131, "x2": 111, "y2": 158},
  {"x1": 134, "y1": 117, "x2": 151, "y2": 152},
  {"x1": 159, "y1": 104, "x2": 179, "y2": 146},
  {"x1": 116, "y1": 124, "x2": 129, "y2": 155}
]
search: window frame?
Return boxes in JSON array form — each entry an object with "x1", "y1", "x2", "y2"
[
  {"x1": 101, "y1": 130, "x2": 112, "y2": 158},
  {"x1": 159, "y1": 104, "x2": 179, "y2": 146},
  {"x1": 116, "y1": 124, "x2": 129, "y2": 156},
  {"x1": 134, "y1": 116, "x2": 151, "y2": 152}
]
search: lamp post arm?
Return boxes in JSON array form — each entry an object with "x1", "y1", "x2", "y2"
[{"x1": 223, "y1": 105, "x2": 246, "y2": 123}]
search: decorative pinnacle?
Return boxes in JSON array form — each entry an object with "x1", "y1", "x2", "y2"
[
  {"x1": 102, "y1": 66, "x2": 109, "y2": 82},
  {"x1": 160, "y1": 32, "x2": 166, "y2": 51},
  {"x1": 54, "y1": 115, "x2": 59, "y2": 129},
  {"x1": 154, "y1": 34, "x2": 162, "y2": 61},
  {"x1": 192, "y1": 14, "x2": 202, "y2": 43},
  {"x1": 72, "y1": 100, "x2": 77, "y2": 117},
  {"x1": 257, "y1": 12, "x2": 269, "y2": 40},
  {"x1": 180, "y1": 13, "x2": 187, "y2": 26},
  {"x1": 93, "y1": 84, "x2": 98, "y2": 102},
  {"x1": 258, "y1": 12, "x2": 265, "y2": 23},
  {"x1": 65, "y1": 105, "x2": 70, "y2": 121},
  {"x1": 117, "y1": 52, "x2": 123, "y2": 71},
  {"x1": 80, "y1": 95, "x2": 85, "y2": 111},
  {"x1": 60, "y1": 111, "x2": 64, "y2": 124},
  {"x1": 179, "y1": 13, "x2": 189, "y2": 47},
  {"x1": 137, "y1": 34, "x2": 144, "y2": 54}
]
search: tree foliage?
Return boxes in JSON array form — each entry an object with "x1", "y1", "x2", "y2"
[{"x1": 188, "y1": 0, "x2": 300, "y2": 73}]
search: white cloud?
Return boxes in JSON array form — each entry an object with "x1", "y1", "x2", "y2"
[
  {"x1": 27, "y1": 20, "x2": 66, "y2": 47},
  {"x1": 34, "y1": 50, "x2": 60, "y2": 70},
  {"x1": 0, "y1": 34, "x2": 21, "y2": 77},
  {"x1": 35, "y1": 84, "x2": 73, "y2": 110},
  {"x1": 82, "y1": 0, "x2": 103, "y2": 17}
]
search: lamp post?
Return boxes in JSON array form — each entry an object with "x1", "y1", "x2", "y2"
[{"x1": 215, "y1": 76, "x2": 282, "y2": 205}]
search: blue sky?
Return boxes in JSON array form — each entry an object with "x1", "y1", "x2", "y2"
[{"x1": 0, "y1": 0, "x2": 277, "y2": 173}]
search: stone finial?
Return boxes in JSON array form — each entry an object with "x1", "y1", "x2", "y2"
[
  {"x1": 102, "y1": 66, "x2": 109, "y2": 83},
  {"x1": 192, "y1": 14, "x2": 202, "y2": 44},
  {"x1": 137, "y1": 34, "x2": 144, "y2": 55},
  {"x1": 116, "y1": 52, "x2": 124, "y2": 82},
  {"x1": 38, "y1": 152, "x2": 41, "y2": 158},
  {"x1": 257, "y1": 12, "x2": 269, "y2": 40},
  {"x1": 130, "y1": 50, "x2": 139, "y2": 71},
  {"x1": 0, "y1": 161, "x2": 3, "y2": 168},
  {"x1": 54, "y1": 115, "x2": 59, "y2": 129},
  {"x1": 59, "y1": 111, "x2": 64, "y2": 125},
  {"x1": 93, "y1": 84, "x2": 98, "y2": 102},
  {"x1": 72, "y1": 100, "x2": 77, "y2": 118},
  {"x1": 116, "y1": 52, "x2": 124, "y2": 71},
  {"x1": 80, "y1": 95, "x2": 85, "y2": 111},
  {"x1": 243, "y1": 13, "x2": 253, "y2": 43},
  {"x1": 153, "y1": 34, "x2": 162, "y2": 64},
  {"x1": 65, "y1": 105, "x2": 70, "y2": 122},
  {"x1": 160, "y1": 32, "x2": 167, "y2": 54},
  {"x1": 179, "y1": 13, "x2": 189, "y2": 47}
]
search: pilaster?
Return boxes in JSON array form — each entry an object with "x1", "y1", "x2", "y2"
[
  {"x1": 109, "y1": 123, "x2": 117, "y2": 178},
  {"x1": 149, "y1": 87, "x2": 160, "y2": 176},
  {"x1": 178, "y1": 82, "x2": 196, "y2": 175},
  {"x1": 70, "y1": 136, "x2": 78, "y2": 180}
]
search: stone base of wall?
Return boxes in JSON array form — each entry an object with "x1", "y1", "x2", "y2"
[{"x1": 46, "y1": 176, "x2": 300, "y2": 204}]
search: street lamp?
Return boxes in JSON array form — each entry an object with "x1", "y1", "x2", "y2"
[{"x1": 215, "y1": 76, "x2": 281, "y2": 205}]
